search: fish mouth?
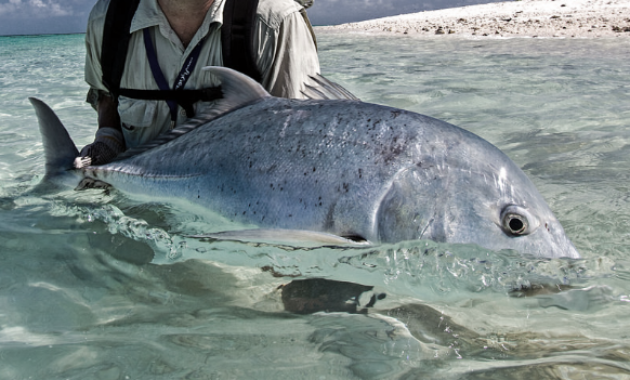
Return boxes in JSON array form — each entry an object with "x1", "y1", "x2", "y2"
[
  {"x1": 484, "y1": 221, "x2": 581, "y2": 259},
  {"x1": 547, "y1": 219, "x2": 581, "y2": 259},
  {"x1": 527, "y1": 219, "x2": 580, "y2": 259},
  {"x1": 555, "y1": 235, "x2": 581, "y2": 259}
]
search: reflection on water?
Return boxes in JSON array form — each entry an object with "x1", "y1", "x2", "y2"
[{"x1": 0, "y1": 32, "x2": 629, "y2": 378}]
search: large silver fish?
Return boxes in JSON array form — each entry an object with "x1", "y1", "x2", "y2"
[{"x1": 31, "y1": 67, "x2": 579, "y2": 258}]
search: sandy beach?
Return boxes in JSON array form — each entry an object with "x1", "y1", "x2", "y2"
[{"x1": 321, "y1": 0, "x2": 630, "y2": 38}]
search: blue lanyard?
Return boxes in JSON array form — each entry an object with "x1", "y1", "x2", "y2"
[{"x1": 143, "y1": 28, "x2": 206, "y2": 122}]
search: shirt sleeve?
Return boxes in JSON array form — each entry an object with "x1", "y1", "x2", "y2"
[
  {"x1": 254, "y1": 10, "x2": 320, "y2": 99},
  {"x1": 84, "y1": 0, "x2": 110, "y2": 106}
]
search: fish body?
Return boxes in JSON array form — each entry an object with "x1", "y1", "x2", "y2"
[{"x1": 31, "y1": 67, "x2": 579, "y2": 259}]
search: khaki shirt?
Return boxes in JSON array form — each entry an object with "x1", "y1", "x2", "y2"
[{"x1": 85, "y1": 0, "x2": 320, "y2": 148}]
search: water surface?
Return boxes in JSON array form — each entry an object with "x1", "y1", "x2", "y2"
[{"x1": 0, "y1": 32, "x2": 629, "y2": 379}]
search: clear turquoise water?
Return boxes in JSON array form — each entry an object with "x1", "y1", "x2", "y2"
[{"x1": 0, "y1": 32, "x2": 629, "y2": 379}]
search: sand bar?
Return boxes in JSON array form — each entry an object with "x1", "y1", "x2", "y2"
[{"x1": 321, "y1": 0, "x2": 630, "y2": 38}]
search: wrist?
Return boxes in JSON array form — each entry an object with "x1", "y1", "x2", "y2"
[{"x1": 95, "y1": 127, "x2": 125, "y2": 152}]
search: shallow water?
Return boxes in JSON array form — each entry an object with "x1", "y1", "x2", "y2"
[{"x1": 1, "y1": 32, "x2": 630, "y2": 379}]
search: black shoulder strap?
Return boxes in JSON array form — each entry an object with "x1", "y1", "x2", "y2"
[
  {"x1": 101, "y1": 0, "x2": 141, "y2": 97},
  {"x1": 221, "y1": 0, "x2": 262, "y2": 83},
  {"x1": 299, "y1": 8, "x2": 317, "y2": 50}
]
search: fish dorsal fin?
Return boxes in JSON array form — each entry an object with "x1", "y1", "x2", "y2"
[
  {"x1": 29, "y1": 98, "x2": 79, "y2": 178},
  {"x1": 202, "y1": 66, "x2": 271, "y2": 113},
  {"x1": 115, "y1": 66, "x2": 271, "y2": 160}
]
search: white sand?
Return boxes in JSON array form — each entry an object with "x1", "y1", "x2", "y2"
[{"x1": 321, "y1": 0, "x2": 630, "y2": 38}]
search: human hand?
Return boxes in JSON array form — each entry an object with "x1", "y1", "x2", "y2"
[{"x1": 74, "y1": 127, "x2": 125, "y2": 168}]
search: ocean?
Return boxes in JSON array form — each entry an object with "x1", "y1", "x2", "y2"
[{"x1": 0, "y1": 31, "x2": 629, "y2": 379}]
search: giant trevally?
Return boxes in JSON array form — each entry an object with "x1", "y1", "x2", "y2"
[{"x1": 30, "y1": 67, "x2": 579, "y2": 259}]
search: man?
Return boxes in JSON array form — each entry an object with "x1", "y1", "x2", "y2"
[{"x1": 81, "y1": 0, "x2": 320, "y2": 166}]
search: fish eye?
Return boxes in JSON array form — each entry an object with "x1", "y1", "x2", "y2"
[{"x1": 500, "y1": 205, "x2": 538, "y2": 236}]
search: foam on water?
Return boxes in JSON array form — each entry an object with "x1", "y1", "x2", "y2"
[{"x1": 1, "y1": 32, "x2": 630, "y2": 379}]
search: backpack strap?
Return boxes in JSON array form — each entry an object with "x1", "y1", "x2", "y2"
[
  {"x1": 221, "y1": 0, "x2": 262, "y2": 83},
  {"x1": 101, "y1": 0, "x2": 141, "y2": 97},
  {"x1": 299, "y1": 8, "x2": 317, "y2": 50}
]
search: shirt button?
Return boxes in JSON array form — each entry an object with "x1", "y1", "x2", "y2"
[{"x1": 180, "y1": 108, "x2": 187, "y2": 117}]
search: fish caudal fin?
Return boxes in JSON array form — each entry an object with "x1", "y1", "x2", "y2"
[{"x1": 29, "y1": 98, "x2": 79, "y2": 179}]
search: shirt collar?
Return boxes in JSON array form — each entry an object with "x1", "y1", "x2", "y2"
[
  {"x1": 130, "y1": 0, "x2": 225, "y2": 51},
  {"x1": 130, "y1": 0, "x2": 167, "y2": 34}
]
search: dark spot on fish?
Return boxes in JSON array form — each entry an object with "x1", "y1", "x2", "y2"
[
  {"x1": 313, "y1": 167, "x2": 316, "y2": 172},
  {"x1": 381, "y1": 144, "x2": 405, "y2": 165},
  {"x1": 324, "y1": 202, "x2": 337, "y2": 230}
]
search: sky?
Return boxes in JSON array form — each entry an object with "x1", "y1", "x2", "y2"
[{"x1": 0, "y1": 0, "x2": 505, "y2": 36}]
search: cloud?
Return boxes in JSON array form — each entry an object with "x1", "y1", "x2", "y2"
[
  {"x1": 308, "y1": 0, "x2": 505, "y2": 26},
  {"x1": 0, "y1": 0, "x2": 92, "y2": 35},
  {"x1": 0, "y1": 0, "x2": 73, "y2": 18},
  {"x1": 0, "y1": 0, "x2": 506, "y2": 36}
]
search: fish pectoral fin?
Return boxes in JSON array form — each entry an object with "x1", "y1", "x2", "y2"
[{"x1": 188, "y1": 229, "x2": 372, "y2": 248}]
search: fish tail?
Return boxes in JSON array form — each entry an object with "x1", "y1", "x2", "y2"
[{"x1": 29, "y1": 98, "x2": 79, "y2": 180}]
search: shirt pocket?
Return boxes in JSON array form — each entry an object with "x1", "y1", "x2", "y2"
[{"x1": 118, "y1": 97, "x2": 159, "y2": 149}]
